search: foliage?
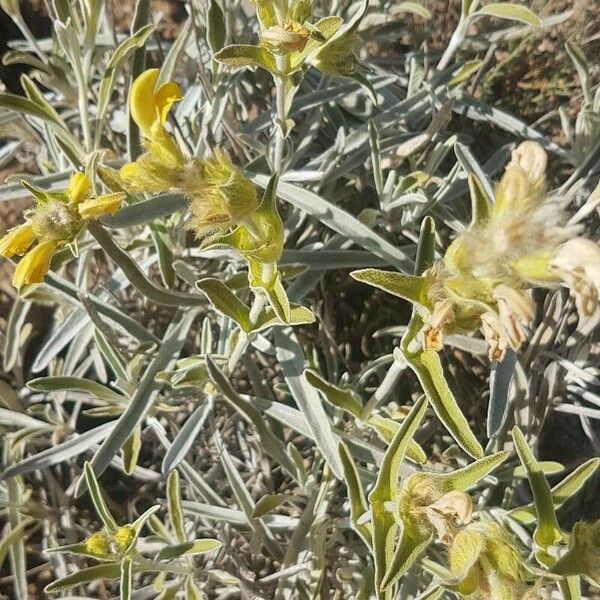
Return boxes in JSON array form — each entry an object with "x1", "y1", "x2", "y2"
[{"x1": 0, "y1": 0, "x2": 599, "y2": 598}]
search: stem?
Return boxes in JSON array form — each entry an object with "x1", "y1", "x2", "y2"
[
  {"x1": 226, "y1": 57, "x2": 291, "y2": 372},
  {"x1": 226, "y1": 293, "x2": 267, "y2": 372},
  {"x1": 436, "y1": 20, "x2": 467, "y2": 71}
]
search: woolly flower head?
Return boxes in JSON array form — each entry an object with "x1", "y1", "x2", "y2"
[
  {"x1": 447, "y1": 521, "x2": 532, "y2": 599},
  {"x1": 186, "y1": 150, "x2": 259, "y2": 241},
  {"x1": 261, "y1": 21, "x2": 311, "y2": 54},
  {"x1": 424, "y1": 140, "x2": 600, "y2": 359}
]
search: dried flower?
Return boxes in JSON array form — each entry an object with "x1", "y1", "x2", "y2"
[
  {"x1": 446, "y1": 521, "x2": 532, "y2": 599},
  {"x1": 261, "y1": 21, "x2": 311, "y2": 53}
]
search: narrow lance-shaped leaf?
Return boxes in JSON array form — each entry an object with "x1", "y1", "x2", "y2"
[
  {"x1": 351, "y1": 269, "x2": 429, "y2": 308},
  {"x1": 474, "y1": 3, "x2": 542, "y2": 27},
  {"x1": 156, "y1": 539, "x2": 222, "y2": 561},
  {"x1": 339, "y1": 442, "x2": 372, "y2": 546},
  {"x1": 510, "y1": 458, "x2": 600, "y2": 525},
  {"x1": 214, "y1": 44, "x2": 278, "y2": 74},
  {"x1": 44, "y1": 563, "x2": 121, "y2": 593},
  {"x1": 512, "y1": 427, "x2": 561, "y2": 551},
  {"x1": 403, "y1": 349, "x2": 484, "y2": 459},
  {"x1": 369, "y1": 397, "x2": 428, "y2": 598},
  {"x1": 167, "y1": 470, "x2": 186, "y2": 544},
  {"x1": 84, "y1": 462, "x2": 118, "y2": 533},
  {"x1": 196, "y1": 278, "x2": 252, "y2": 332}
]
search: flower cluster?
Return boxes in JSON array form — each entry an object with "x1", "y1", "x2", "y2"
[
  {"x1": 84, "y1": 526, "x2": 135, "y2": 561},
  {"x1": 446, "y1": 521, "x2": 535, "y2": 599},
  {"x1": 215, "y1": 0, "x2": 369, "y2": 91},
  {"x1": 120, "y1": 69, "x2": 288, "y2": 312},
  {"x1": 437, "y1": 141, "x2": 600, "y2": 359},
  {"x1": 354, "y1": 141, "x2": 600, "y2": 361},
  {"x1": 0, "y1": 173, "x2": 125, "y2": 290}
]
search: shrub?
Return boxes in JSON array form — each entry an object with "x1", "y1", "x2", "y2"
[{"x1": 0, "y1": 0, "x2": 599, "y2": 598}]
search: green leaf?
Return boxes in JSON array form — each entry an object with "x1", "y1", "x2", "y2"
[
  {"x1": 0, "y1": 518, "x2": 35, "y2": 569},
  {"x1": 475, "y1": 3, "x2": 541, "y2": 27},
  {"x1": 252, "y1": 494, "x2": 288, "y2": 519},
  {"x1": 45, "y1": 563, "x2": 121, "y2": 593},
  {"x1": 214, "y1": 44, "x2": 277, "y2": 74},
  {"x1": 339, "y1": 442, "x2": 371, "y2": 546},
  {"x1": 351, "y1": 269, "x2": 429, "y2": 308},
  {"x1": 28, "y1": 376, "x2": 126, "y2": 404},
  {"x1": 167, "y1": 470, "x2": 186, "y2": 543},
  {"x1": 252, "y1": 304, "x2": 316, "y2": 331},
  {"x1": 95, "y1": 24, "x2": 155, "y2": 141},
  {"x1": 156, "y1": 539, "x2": 222, "y2": 561},
  {"x1": 403, "y1": 349, "x2": 484, "y2": 459},
  {"x1": 207, "y1": 0, "x2": 226, "y2": 54},
  {"x1": 381, "y1": 528, "x2": 433, "y2": 590},
  {"x1": 196, "y1": 278, "x2": 251, "y2": 332},
  {"x1": 263, "y1": 273, "x2": 291, "y2": 323},
  {"x1": 369, "y1": 397, "x2": 428, "y2": 597},
  {"x1": 121, "y1": 426, "x2": 141, "y2": 475},
  {"x1": 512, "y1": 427, "x2": 561, "y2": 551},
  {"x1": 437, "y1": 451, "x2": 508, "y2": 492},
  {"x1": 84, "y1": 462, "x2": 118, "y2": 534},
  {"x1": 305, "y1": 370, "x2": 363, "y2": 417},
  {"x1": 510, "y1": 458, "x2": 600, "y2": 525}
]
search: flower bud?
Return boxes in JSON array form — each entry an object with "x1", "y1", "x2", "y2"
[{"x1": 187, "y1": 151, "x2": 259, "y2": 240}]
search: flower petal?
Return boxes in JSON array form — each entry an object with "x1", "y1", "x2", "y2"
[
  {"x1": 78, "y1": 193, "x2": 127, "y2": 220},
  {"x1": 130, "y1": 68, "x2": 160, "y2": 136},
  {"x1": 67, "y1": 172, "x2": 91, "y2": 204},
  {"x1": 12, "y1": 240, "x2": 57, "y2": 289},
  {"x1": 154, "y1": 81, "x2": 182, "y2": 126},
  {"x1": 0, "y1": 222, "x2": 36, "y2": 257}
]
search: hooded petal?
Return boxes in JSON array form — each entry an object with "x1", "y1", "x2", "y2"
[
  {"x1": 130, "y1": 68, "x2": 160, "y2": 136},
  {"x1": 0, "y1": 222, "x2": 36, "y2": 257},
  {"x1": 78, "y1": 192, "x2": 127, "y2": 220},
  {"x1": 154, "y1": 81, "x2": 182, "y2": 126},
  {"x1": 67, "y1": 172, "x2": 91, "y2": 204},
  {"x1": 12, "y1": 240, "x2": 57, "y2": 289}
]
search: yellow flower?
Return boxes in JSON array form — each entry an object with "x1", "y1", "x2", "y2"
[
  {"x1": 0, "y1": 223, "x2": 36, "y2": 257},
  {"x1": 128, "y1": 68, "x2": 184, "y2": 169},
  {"x1": 130, "y1": 68, "x2": 182, "y2": 140},
  {"x1": 112, "y1": 526, "x2": 134, "y2": 554},
  {"x1": 12, "y1": 240, "x2": 57, "y2": 289},
  {"x1": 67, "y1": 172, "x2": 91, "y2": 204},
  {"x1": 2, "y1": 173, "x2": 125, "y2": 291},
  {"x1": 85, "y1": 532, "x2": 110, "y2": 557}
]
